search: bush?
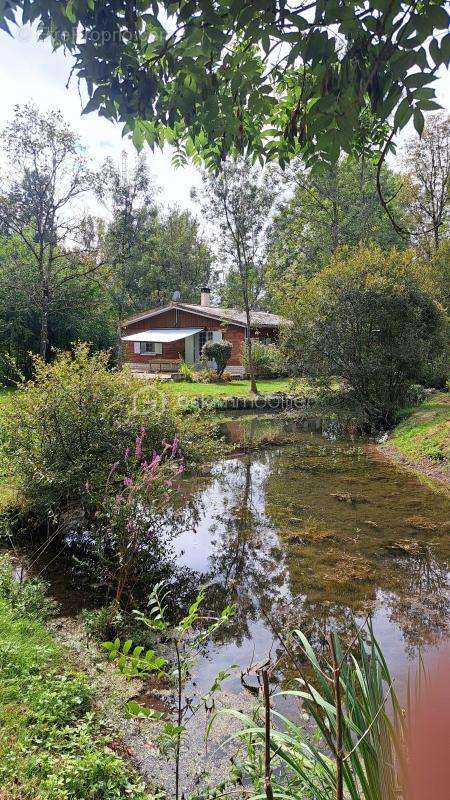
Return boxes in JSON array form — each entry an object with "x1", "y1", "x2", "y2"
[
  {"x1": 202, "y1": 339, "x2": 232, "y2": 375},
  {"x1": 197, "y1": 368, "x2": 233, "y2": 384},
  {"x1": 242, "y1": 340, "x2": 285, "y2": 378},
  {"x1": 2, "y1": 344, "x2": 179, "y2": 521},
  {"x1": 0, "y1": 554, "x2": 56, "y2": 618},
  {"x1": 285, "y1": 245, "x2": 448, "y2": 426},
  {"x1": 178, "y1": 361, "x2": 194, "y2": 382}
]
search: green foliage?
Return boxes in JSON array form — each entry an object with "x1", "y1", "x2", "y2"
[
  {"x1": 0, "y1": 586, "x2": 150, "y2": 800},
  {"x1": 0, "y1": 231, "x2": 115, "y2": 385},
  {"x1": 402, "y1": 114, "x2": 450, "y2": 256},
  {"x1": 105, "y1": 581, "x2": 235, "y2": 800},
  {"x1": 0, "y1": 554, "x2": 56, "y2": 619},
  {"x1": 1, "y1": 3, "x2": 447, "y2": 169},
  {"x1": 202, "y1": 340, "x2": 233, "y2": 376},
  {"x1": 81, "y1": 433, "x2": 186, "y2": 603},
  {"x1": 222, "y1": 625, "x2": 406, "y2": 800},
  {"x1": 30, "y1": 672, "x2": 93, "y2": 728},
  {"x1": 266, "y1": 155, "x2": 409, "y2": 303},
  {"x1": 0, "y1": 104, "x2": 100, "y2": 362},
  {"x1": 41, "y1": 749, "x2": 149, "y2": 800},
  {"x1": 2, "y1": 343, "x2": 178, "y2": 520},
  {"x1": 284, "y1": 245, "x2": 448, "y2": 425},
  {"x1": 426, "y1": 239, "x2": 450, "y2": 311},
  {"x1": 242, "y1": 340, "x2": 285, "y2": 378},
  {"x1": 179, "y1": 361, "x2": 195, "y2": 382}
]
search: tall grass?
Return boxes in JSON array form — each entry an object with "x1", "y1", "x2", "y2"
[{"x1": 223, "y1": 624, "x2": 407, "y2": 800}]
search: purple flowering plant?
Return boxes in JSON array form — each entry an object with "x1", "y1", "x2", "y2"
[{"x1": 83, "y1": 429, "x2": 186, "y2": 604}]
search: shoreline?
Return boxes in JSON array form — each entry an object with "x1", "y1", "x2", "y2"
[{"x1": 374, "y1": 441, "x2": 449, "y2": 495}]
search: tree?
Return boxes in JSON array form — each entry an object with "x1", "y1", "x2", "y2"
[
  {"x1": 1, "y1": 2, "x2": 448, "y2": 171},
  {"x1": 0, "y1": 104, "x2": 98, "y2": 361},
  {"x1": 284, "y1": 244, "x2": 447, "y2": 426},
  {"x1": 143, "y1": 206, "x2": 216, "y2": 307},
  {"x1": 402, "y1": 113, "x2": 450, "y2": 255},
  {"x1": 0, "y1": 230, "x2": 114, "y2": 383},
  {"x1": 426, "y1": 239, "x2": 450, "y2": 311},
  {"x1": 265, "y1": 155, "x2": 409, "y2": 308},
  {"x1": 96, "y1": 153, "x2": 157, "y2": 365},
  {"x1": 195, "y1": 158, "x2": 277, "y2": 393}
]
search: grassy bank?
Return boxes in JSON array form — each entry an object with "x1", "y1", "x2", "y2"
[
  {"x1": 0, "y1": 557, "x2": 152, "y2": 800},
  {"x1": 153, "y1": 377, "x2": 307, "y2": 399},
  {"x1": 380, "y1": 391, "x2": 449, "y2": 489}
]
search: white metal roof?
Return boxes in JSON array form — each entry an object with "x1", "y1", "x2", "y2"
[{"x1": 121, "y1": 327, "x2": 203, "y2": 343}]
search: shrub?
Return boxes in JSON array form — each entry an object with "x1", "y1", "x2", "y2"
[
  {"x1": 178, "y1": 361, "x2": 194, "y2": 382},
  {"x1": 284, "y1": 245, "x2": 448, "y2": 426},
  {"x1": 197, "y1": 368, "x2": 233, "y2": 384},
  {"x1": 0, "y1": 554, "x2": 56, "y2": 618},
  {"x1": 2, "y1": 344, "x2": 178, "y2": 521},
  {"x1": 242, "y1": 340, "x2": 285, "y2": 378},
  {"x1": 81, "y1": 435, "x2": 185, "y2": 604},
  {"x1": 202, "y1": 339, "x2": 232, "y2": 376}
]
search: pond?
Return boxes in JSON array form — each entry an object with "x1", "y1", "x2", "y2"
[
  {"x1": 17, "y1": 413, "x2": 450, "y2": 703},
  {"x1": 176, "y1": 414, "x2": 449, "y2": 697}
]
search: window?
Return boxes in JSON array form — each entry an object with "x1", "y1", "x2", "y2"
[
  {"x1": 140, "y1": 342, "x2": 155, "y2": 354},
  {"x1": 199, "y1": 330, "x2": 213, "y2": 351}
]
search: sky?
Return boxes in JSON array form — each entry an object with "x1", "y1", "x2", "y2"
[
  {"x1": 0, "y1": 21, "x2": 449, "y2": 222},
  {"x1": 0, "y1": 23, "x2": 203, "y2": 216}
]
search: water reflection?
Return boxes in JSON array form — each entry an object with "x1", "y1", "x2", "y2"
[{"x1": 177, "y1": 421, "x2": 449, "y2": 691}]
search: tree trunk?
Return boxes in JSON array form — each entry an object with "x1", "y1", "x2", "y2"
[
  {"x1": 40, "y1": 295, "x2": 49, "y2": 361},
  {"x1": 117, "y1": 320, "x2": 123, "y2": 368},
  {"x1": 245, "y1": 310, "x2": 258, "y2": 394}
]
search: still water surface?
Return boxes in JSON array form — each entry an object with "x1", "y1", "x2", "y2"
[
  {"x1": 20, "y1": 414, "x2": 450, "y2": 699},
  {"x1": 176, "y1": 415, "x2": 449, "y2": 695}
]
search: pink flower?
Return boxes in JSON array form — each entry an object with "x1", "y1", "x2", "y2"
[
  {"x1": 123, "y1": 477, "x2": 133, "y2": 487},
  {"x1": 164, "y1": 480, "x2": 173, "y2": 488},
  {"x1": 135, "y1": 435, "x2": 142, "y2": 459},
  {"x1": 124, "y1": 447, "x2": 130, "y2": 459},
  {"x1": 178, "y1": 464, "x2": 185, "y2": 475},
  {"x1": 171, "y1": 437, "x2": 179, "y2": 456}
]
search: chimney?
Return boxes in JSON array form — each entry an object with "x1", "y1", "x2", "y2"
[{"x1": 200, "y1": 287, "x2": 211, "y2": 306}]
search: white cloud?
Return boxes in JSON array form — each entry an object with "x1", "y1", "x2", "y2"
[{"x1": 0, "y1": 24, "x2": 202, "y2": 216}]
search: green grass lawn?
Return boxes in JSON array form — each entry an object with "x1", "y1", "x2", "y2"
[
  {"x1": 154, "y1": 377, "x2": 310, "y2": 398},
  {"x1": 392, "y1": 392, "x2": 449, "y2": 463}
]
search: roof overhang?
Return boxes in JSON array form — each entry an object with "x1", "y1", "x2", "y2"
[{"x1": 122, "y1": 327, "x2": 203, "y2": 343}]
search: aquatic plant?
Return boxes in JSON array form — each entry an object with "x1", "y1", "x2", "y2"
[{"x1": 219, "y1": 623, "x2": 407, "y2": 800}]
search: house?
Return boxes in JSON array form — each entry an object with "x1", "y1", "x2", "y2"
[{"x1": 121, "y1": 288, "x2": 289, "y2": 376}]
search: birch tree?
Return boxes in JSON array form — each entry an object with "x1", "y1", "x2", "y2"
[{"x1": 0, "y1": 104, "x2": 97, "y2": 361}]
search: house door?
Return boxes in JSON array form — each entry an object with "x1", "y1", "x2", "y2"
[{"x1": 184, "y1": 334, "x2": 195, "y2": 365}]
